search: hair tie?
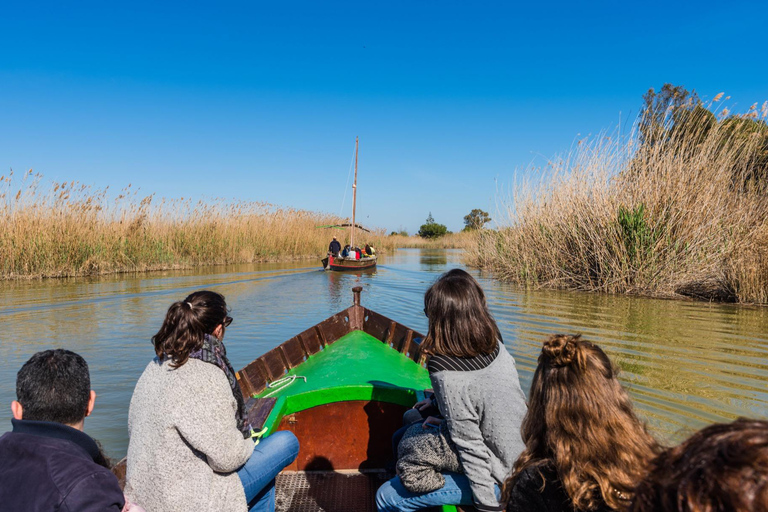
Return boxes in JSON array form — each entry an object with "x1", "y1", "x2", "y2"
[{"x1": 186, "y1": 302, "x2": 193, "y2": 309}]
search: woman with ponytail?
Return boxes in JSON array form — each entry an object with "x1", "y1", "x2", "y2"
[
  {"x1": 504, "y1": 335, "x2": 660, "y2": 512},
  {"x1": 125, "y1": 291, "x2": 299, "y2": 512}
]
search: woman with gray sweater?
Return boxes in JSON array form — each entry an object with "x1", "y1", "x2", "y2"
[
  {"x1": 376, "y1": 269, "x2": 528, "y2": 512},
  {"x1": 125, "y1": 291, "x2": 299, "y2": 512}
]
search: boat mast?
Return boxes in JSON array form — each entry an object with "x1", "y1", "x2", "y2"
[{"x1": 350, "y1": 136, "x2": 358, "y2": 249}]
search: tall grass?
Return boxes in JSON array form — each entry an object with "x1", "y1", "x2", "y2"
[
  {"x1": 468, "y1": 100, "x2": 768, "y2": 303},
  {"x1": 0, "y1": 173, "x2": 451, "y2": 279}
]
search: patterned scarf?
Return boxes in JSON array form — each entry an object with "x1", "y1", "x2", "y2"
[{"x1": 189, "y1": 334, "x2": 249, "y2": 438}]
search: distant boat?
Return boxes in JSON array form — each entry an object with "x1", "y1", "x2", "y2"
[{"x1": 322, "y1": 137, "x2": 377, "y2": 271}]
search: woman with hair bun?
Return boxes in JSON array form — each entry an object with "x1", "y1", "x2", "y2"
[
  {"x1": 504, "y1": 335, "x2": 660, "y2": 512},
  {"x1": 125, "y1": 290, "x2": 299, "y2": 512}
]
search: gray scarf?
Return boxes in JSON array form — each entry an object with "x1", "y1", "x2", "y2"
[{"x1": 189, "y1": 334, "x2": 249, "y2": 438}]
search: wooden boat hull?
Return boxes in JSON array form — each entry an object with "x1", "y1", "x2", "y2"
[
  {"x1": 117, "y1": 287, "x2": 468, "y2": 511},
  {"x1": 324, "y1": 254, "x2": 377, "y2": 271}
]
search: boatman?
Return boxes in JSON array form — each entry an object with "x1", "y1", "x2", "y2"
[{"x1": 329, "y1": 236, "x2": 342, "y2": 256}]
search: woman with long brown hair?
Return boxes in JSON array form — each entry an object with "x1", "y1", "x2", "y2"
[
  {"x1": 125, "y1": 290, "x2": 299, "y2": 512},
  {"x1": 505, "y1": 335, "x2": 660, "y2": 512},
  {"x1": 376, "y1": 269, "x2": 528, "y2": 512}
]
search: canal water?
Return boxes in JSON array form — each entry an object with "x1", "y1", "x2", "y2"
[{"x1": 1, "y1": 248, "x2": 767, "y2": 460}]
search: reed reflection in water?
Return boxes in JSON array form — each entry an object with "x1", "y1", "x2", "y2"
[{"x1": 1, "y1": 248, "x2": 766, "y2": 459}]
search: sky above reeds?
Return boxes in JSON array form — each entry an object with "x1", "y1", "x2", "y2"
[{"x1": 2, "y1": 0, "x2": 767, "y2": 233}]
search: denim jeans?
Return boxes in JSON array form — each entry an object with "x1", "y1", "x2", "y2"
[
  {"x1": 237, "y1": 430, "x2": 300, "y2": 512},
  {"x1": 375, "y1": 473, "x2": 500, "y2": 512}
]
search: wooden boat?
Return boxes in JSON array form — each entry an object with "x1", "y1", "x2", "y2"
[
  {"x1": 114, "y1": 287, "x2": 468, "y2": 511},
  {"x1": 322, "y1": 137, "x2": 377, "y2": 272},
  {"x1": 323, "y1": 253, "x2": 377, "y2": 271}
]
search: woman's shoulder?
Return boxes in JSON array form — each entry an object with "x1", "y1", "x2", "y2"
[{"x1": 138, "y1": 358, "x2": 230, "y2": 393}]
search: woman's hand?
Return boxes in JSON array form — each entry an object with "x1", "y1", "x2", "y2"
[
  {"x1": 422, "y1": 416, "x2": 443, "y2": 429},
  {"x1": 412, "y1": 398, "x2": 432, "y2": 412}
]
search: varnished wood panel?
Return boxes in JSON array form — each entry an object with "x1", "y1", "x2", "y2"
[{"x1": 277, "y1": 400, "x2": 408, "y2": 471}]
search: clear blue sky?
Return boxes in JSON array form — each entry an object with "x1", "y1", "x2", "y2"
[{"x1": 2, "y1": 1, "x2": 767, "y2": 233}]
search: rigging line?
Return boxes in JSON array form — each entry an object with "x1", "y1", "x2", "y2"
[{"x1": 339, "y1": 144, "x2": 356, "y2": 217}]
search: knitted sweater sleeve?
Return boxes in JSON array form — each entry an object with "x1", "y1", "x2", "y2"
[
  {"x1": 432, "y1": 373, "x2": 504, "y2": 512},
  {"x1": 175, "y1": 363, "x2": 255, "y2": 473}
]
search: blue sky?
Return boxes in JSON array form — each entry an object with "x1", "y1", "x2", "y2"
[{"x1": 2, "y1": 1, "x2": 767, "y2": 233}]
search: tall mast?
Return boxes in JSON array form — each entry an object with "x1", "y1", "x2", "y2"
[{"x1": 350, "y1": 136, "x2": 358, "y2": 249}]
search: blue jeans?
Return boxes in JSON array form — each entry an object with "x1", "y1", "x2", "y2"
[
  {"x1": 376, "y1": 473, "x2": 500, "y2": 511},
  {"x1": 237, "y1": 430, "x2": 300, "y2": 512}
]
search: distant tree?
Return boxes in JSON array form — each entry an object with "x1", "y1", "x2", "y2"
[
  {"x1": 418, "y1": 212, "x2": 448, "y2": 239},
  {"x1": 639, "y1": 84, "x2": 702, "y2": 147},
  {"x1": 389, "y1": 228, "x2": 409, "y2": 236},
  {"x1": 635, "y1": 83, "x2": 768, "y2": 189},
  {"x1": 462, "y1": 209, "x2": 491, "y2": 231}
]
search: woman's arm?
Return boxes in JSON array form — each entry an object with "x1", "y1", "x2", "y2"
[{"x1": 175, "y1": 363, "x2": 255, "y2": 473}]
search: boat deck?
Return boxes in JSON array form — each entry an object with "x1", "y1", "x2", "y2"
[{"x1": 276, "y1": 470, "x2": 393, "y2": 512}]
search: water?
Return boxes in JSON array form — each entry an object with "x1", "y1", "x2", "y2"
[{"x1": 1, "y1": 249, "x2": 767, "y2": 460}]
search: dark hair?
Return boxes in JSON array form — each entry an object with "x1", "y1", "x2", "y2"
[
  {"x1": 504, "y1": 335, "x2": 660, "y2": 511},
  {"x1": 421, "y1": 269, "x2": 500, "y2": 358},
  {"x1": 153, "y1": 290, "x2": 230, "y2": 367},
  {"x1": 630, "y1": 418, "x2": 768, "y2": 512},
  {"x1": 16, "y1": 349, "x2": 91, "y2": 425}
]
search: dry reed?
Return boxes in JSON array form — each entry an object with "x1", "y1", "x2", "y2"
[
  {"x1": 468, "y1": 100, "x2": 768, "y2": 304},
  {"x1": 0, "y1": 173, "x2": 451, "y2": 279}
]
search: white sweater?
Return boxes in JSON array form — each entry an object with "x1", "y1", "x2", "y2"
[{"x1": 125, "y1": 358, "x2": 255, "y2": 512}]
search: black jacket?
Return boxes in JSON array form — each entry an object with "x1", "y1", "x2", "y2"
[
  {"x1": 0, "y1": 419, "x2": 125, "y2": 512},
  {"x1": 329, "y1": 240, "x2": 341, "y2": 254},
  {"x1": 507, "y1": 464, "x2": 613, "y2": 512}
]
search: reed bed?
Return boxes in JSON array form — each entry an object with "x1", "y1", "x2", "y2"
[
  {"x1": 468, "y1": 100, "x2": 768, "y2": 304},
  {"x1": 0, "y1": 173, "x2": 420, "y2": 279},
  {"x1": 386, "y1": 231, "x2": 478, "y2": 250}
]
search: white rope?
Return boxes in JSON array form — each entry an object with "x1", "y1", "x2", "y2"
[
  {"x1": 338, "y1": 144, "x2": 356, "y2": 217},
  {"x1": 261, "y1": 375, "x2": 307, "y2": 398}
]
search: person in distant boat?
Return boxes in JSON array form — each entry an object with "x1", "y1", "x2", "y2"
[
  {"x1": 364, "y1": 243, "x2": 372, "y2": 256},
  {"x1": 342, "y1": 245, "x2": 351, "y2": 258},
  {"x1": 125, "y1": 290, "x2": 299, "y2": 512},
  {"x1": 630, "y1": 418, "x2": 768, "y2": 512},
  {"x1": 0, "y1": 349, "x2": 130, "y2": 512},
  {"x1": 504, "y1": 335, "x2": 660, "y2": 512},
  {"x1": 329, "y1": 236, "x2": 341, "y2": 256},
  {"x1": 376, "y1": 269, "x2": 528, "y2": 512},
  {"x1": 355, "y1": 247, "x2": 362, "y2": 260}
]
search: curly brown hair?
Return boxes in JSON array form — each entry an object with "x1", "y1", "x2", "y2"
[
  {"x1": 630, "y1": 418, "x2": 768, "y2": 512},
  {"x1": 504, "y1": 335, "x2": 660, "y2": 511}
]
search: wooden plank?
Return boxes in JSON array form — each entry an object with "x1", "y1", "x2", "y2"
[
  {"x1": 280, "y1": 337, "x2": 306, "y2": 368},
  {"x1": 391, "y1": 323, "x2": 411, "y2": 353},
  {"x1": 245, "y1": 397, "x2": 277, "y2": 430},
  {"x1": 299, "y1": 326, "x2": 323, "y2": 355},
  {"x1": 240, "y1": 360, "x2": 269, "y2": 395},
  {"x1": 261, "y1": 348, "x2": 288, "y2": 381},
  {"x1": 316, "y1": 310, "x2": 350, "y2": 345},
  {"x1": 406, "y1": 336, "x2": 423, "y2": 362},
  {"x1": 363, "y1": 309, "x2": 391, "y2": 343}
]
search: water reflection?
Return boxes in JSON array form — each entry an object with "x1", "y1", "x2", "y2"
[{"x1": 1, "y1": 248, "x2": 767, "y2": 459}]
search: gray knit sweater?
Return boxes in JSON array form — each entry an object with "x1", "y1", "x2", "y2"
[
  {"x1": 125, "y1": 358, "x2": 255, "y2": 512},
  {"x1": 396, "y1": 422, "x2": 462, "y2": 493},
  {"x1": 429, "y1": 342, "x2": 527, "y2": 512}
]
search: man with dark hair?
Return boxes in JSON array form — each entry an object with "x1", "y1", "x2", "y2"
[
  {"x1": 0, "y1": 349, "x2": 126, "y2": 511},
  {"x1": 329, "y1": 236, "x2": 342, "y2": 256}
]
